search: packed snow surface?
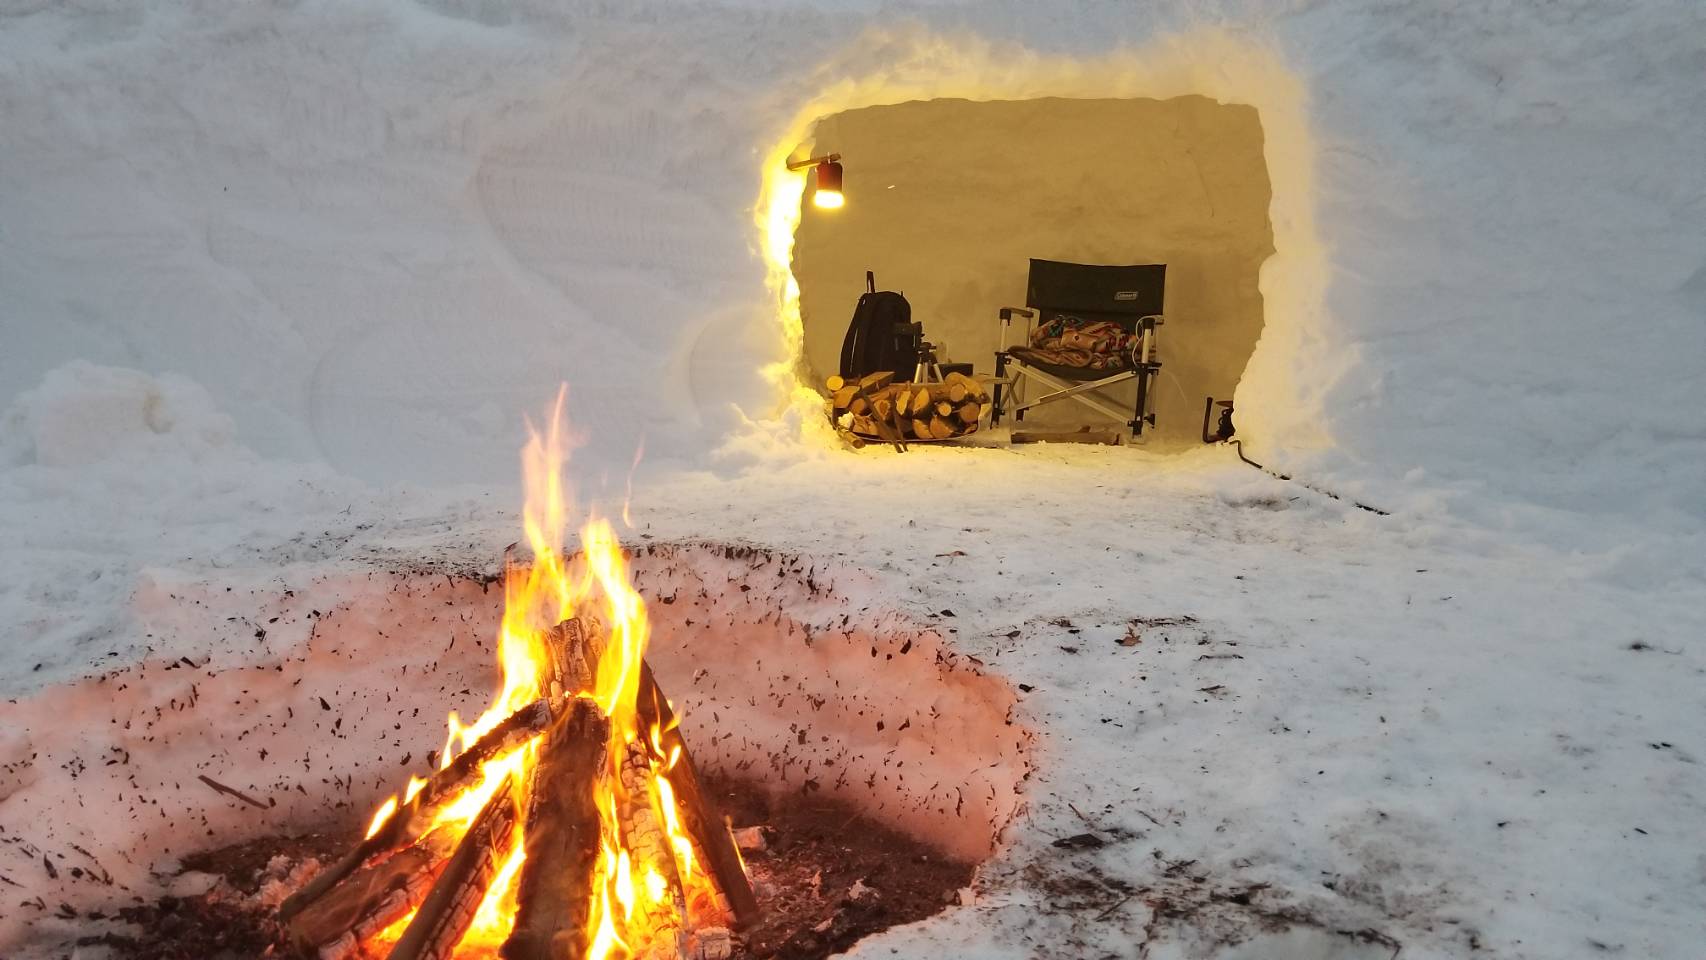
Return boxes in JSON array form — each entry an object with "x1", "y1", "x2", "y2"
[
  {"x1": 2, "y1": 369, "x2": 1703, "y2": 958},
  {"x1": 2, "y1": 1, "x2": 1705, "y2": 958}
]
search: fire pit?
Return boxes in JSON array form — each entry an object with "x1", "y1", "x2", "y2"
[
  {"x1": 0, "y1": 396, "x2": 1030, "y2": 959},
  {"x1": 263, "y1": 399, "x2": 1027, "y2": 960}
]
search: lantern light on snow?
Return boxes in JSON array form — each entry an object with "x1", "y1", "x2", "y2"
[{"x1": 788, "y1": 153, "x2": 844, "y2": 209}]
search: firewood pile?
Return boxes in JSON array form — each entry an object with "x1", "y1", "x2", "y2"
[
  {"x1": 825, "y1": 372, "x2": 990, "y2": 449},
  {"x1": 276, "y1": 617, "x2": 753, "y2": 960}
]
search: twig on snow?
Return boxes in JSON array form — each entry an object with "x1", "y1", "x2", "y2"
[
  {"x1": 1095, "y1": 894, "x2": 1134, "y2": 921},
  {"x1": 197, "y1": 774, "x2": 270, "y2": 809}
]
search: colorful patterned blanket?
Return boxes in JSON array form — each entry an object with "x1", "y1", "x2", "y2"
[{"x1": 1012, "y1": 315, "x2": 1136, "y2": 372}]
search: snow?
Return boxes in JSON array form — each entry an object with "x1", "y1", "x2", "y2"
[
  {"x1": 2, "y1": 1, "x2": 1705, "y2": 957},
  {"x1": 0, "y1": 361, "x2": 237, "y2": 468},
  {"x1": 3, "y1": 2, "x2": 1702, "y2": 550},
  {"x1": 3, "y1": 390, "x2": 1702, "y2": 956}
]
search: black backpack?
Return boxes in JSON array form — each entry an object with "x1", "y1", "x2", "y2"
[{"x1": 838, "y1": 271, "x2": 918, "y2": 380}]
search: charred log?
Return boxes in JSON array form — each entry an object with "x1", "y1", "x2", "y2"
[
  {"x1": 278, "y1": 699, "x2": 551, "y2": 921},
  {"x1": 637, "y1": 661, "x2": 760, "y2": 927},
  {"x1": 500, "y1": 698, "x2": 610, "y2": 960},
  {"x1": 286, "y1": 827, "x2": 456, "y2": 954},
  {"x1": 620, "y1": 741, "x2": 688, "y2": 960},
  {"x1": 385, "y1": 774, "x2": 523, "y2": 960}
]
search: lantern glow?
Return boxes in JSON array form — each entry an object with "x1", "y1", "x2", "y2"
[{"x1": 787, "y1": 153, "x2": 844, "y2": 211}]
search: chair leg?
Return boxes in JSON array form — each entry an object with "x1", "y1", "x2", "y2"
[
  {"x1": 1132, "y1": 367, "x2": 1149, "y2": 437},
  {"x1": 992, "y1": 352, "x2": 1007, "y2": 425},
  {"x1": 1131, "y1": 317, "x2": 1159, "y2": 438}
]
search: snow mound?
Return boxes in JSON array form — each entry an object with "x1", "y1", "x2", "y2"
[{"x1": 0, "y1": 361, "x2": 236, "y2": 469}]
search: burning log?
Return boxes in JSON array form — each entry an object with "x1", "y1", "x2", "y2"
[
  {"x1": 285, "y1": 828, "x2": 456, "y2": 956},
  {"x1": 279, "y1": 649, "x2": 753, "y2": 960},
  {"x1": 542, "y1": 617, "x2": 601, "y2": 703},
  {"x1": 312, "y1": 858, "x2": 442, "y2": 960},
  {"x1": 501, "y1": 698, "x2": 611, "y2": 960},
  {"x1": 278, "y1": 699, "x2": 552, "y2": 922},
  {"x1": 387, "y1": 773, "x2": 524, "y2": 960},
  {"x1": 638, "y1": 661, "x2": 760, "y2": 927},
  {"x1": 620, "y1": 742, "x2": 689, "y2": 960}
]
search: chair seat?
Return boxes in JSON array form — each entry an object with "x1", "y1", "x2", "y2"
[{"x1": 1007, "y1": 345, "x2": 1134, "y2": 383}]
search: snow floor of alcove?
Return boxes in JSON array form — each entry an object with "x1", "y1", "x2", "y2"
[{"x1": 3, "y1": 422, "x2": 1705, "y2": 959}]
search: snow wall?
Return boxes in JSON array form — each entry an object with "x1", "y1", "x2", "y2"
[{"x1": 3, "y1": 2, "x2": 1703, "y2": 557}]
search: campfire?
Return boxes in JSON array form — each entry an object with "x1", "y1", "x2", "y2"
[{"x1": 277, "y1": 392, "x2": 754, "y2": 960}]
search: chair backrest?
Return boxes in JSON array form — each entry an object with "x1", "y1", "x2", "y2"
[{"x1": 1026, "y1": 259, "x2": 1165, "y2": 330}]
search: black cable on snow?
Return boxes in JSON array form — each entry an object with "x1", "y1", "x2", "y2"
[{"x1": 1227, "y1": 440, "x2": 1391, "y2": 516}]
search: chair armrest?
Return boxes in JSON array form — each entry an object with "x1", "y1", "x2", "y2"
[{"x1": 998, "y1": 307, "x2": 1036, "y2": 351}]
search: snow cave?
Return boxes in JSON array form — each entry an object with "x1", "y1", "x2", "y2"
[{"x1": 791, "y1": 95, "x2": 1275, "y2": 448}]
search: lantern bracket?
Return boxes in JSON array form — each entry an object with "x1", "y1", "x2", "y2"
[{"x1": 786, "y1": 153, "x2": 841, "y2": 171}]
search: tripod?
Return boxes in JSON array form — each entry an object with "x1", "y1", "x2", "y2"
[{"x1": 910, "y1": 338, "x2": 944, "y2": 384}]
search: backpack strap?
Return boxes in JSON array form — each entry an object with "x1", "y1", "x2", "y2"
[{"x1": 840, "y1": 291, "x2": 865, "y2": 378}]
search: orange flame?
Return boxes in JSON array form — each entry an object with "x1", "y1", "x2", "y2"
[{"x1": 353, "y1": 385, "x2": 738, "y2": 958}]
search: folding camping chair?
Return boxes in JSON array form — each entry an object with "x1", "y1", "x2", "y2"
[{"x1": 992, "y1": 259, "x2": 1167, "y2": 437}]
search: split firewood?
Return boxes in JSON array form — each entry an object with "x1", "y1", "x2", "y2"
[
  {"x1": 825, "y1": 374, "x2": 990, "y2": 444},
  {"x1": 278, "y1": 699, "x2": 553, "y2": 921},
  {"x1": 501, "y1": 699, "x2": 610, "y2": 960},
  {"x1": 945, "y1": 371, "x2": 979, "y2": 394},
  {"x1": 387, "y1": 773, "x2": 523, "y2": 960},
  {"x1": 620, "y1": 742, "x2": 689, "y2": 960},
  {"x1": 286, "y1": 827, "x2": 456, "y2": 954},
  {"x1": 636, "y1": 662, "x2": 760, "y2": 926},
  {"x1": 857, "y1": 371, "x2": 894, "y2": 392},
  {"x1": 873, "y1": 416, "x2": 906, "y2": 451}
]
